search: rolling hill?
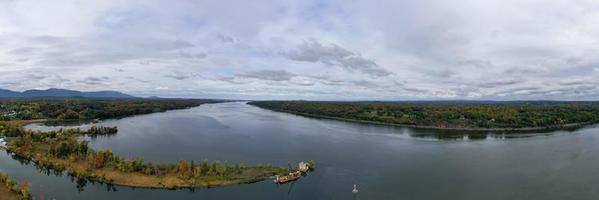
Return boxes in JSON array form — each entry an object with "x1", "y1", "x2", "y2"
[{"x1": 0, "y1": 88, "x2": 135, "y2": 98}]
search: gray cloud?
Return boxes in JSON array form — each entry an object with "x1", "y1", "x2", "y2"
[
  {"x1": 217, "y1": 76, "x2": 245, "y2": 84},
  {"x1": 566, "y1": 57, "x2": 583, "y2": 65},
  {"x1": 165, "y1": 74, "x2": 189, "y2": 80},
  {"x1": 321, "y1": 80, "x2": 345, "y2": 86},
  {"x1": 216, "y1": 34, "x2": 236, "y2": 44},
  {"x1": 351, "y1": 80, "x2": 378, "y2": 88},
  {"x1": 456, "y1": 59, "x2": 493, "y2": 68},
  {"x1": 559, "y1": 81, "x2": 594, "y2": 86},
  {"x1": 79, "y1": 76, "x2": 110, "y2": 85},
  {"x1": 7, "y1": 47, "x2": 36, "y2": 55},
  {"x1": 127, "y1": 76, "x2": 150, "y2": 83},
  {"x1": 477, "y1": 80, "x2": 522, "y2": 89},
  {"x1": 492, "y1": 87, "x2": 542, "y2": 97},
  {"x1": 236, "y1": 69, "x2": 297, "y2": 81},
  {"x1": 179, "y1": 51, "x2": 207, "y2": 59},
  {"x1": 402, "y1": 87, "x2": 430, "y2": 94},
  {"x1": 164, "y1": 71, "x2": 203, "y2": 80},
  {"x1": 503, "y1": 67, "x2": 548, "y2": 76},
  {"x1": 27, "y1": 74, "x2": 48, "y2": 80},
  {"x1": 285, "y1": 40, "x2": 392, "y2": 77},
  {"x1": 285, "y1": 41, "x2": 352, "y2": 62},
  {"x1": 28, "y1": 37, "x2": 198, "y2": 67},
  {"x1": 2, "y1": 0, "x2": 599, "y2": 100}
]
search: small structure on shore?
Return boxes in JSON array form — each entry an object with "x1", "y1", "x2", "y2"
[
  {"x1": 274, "y1": 161, "x2": 315, "y2": 184},
  {"x1": 298, "y1": 162, "x2": 309, "y2": 172},
  {"x1": 0, "y1": 138, "x2": 6, "y2": 148},
  {"x1": 274, "y1": 171, "x2": 301, "y2": 184}
]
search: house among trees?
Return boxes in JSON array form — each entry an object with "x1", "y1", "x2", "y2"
[
  {"x1": 0, "y1": 138, "x2": 6, "y2": 148},
  {"x1": 298, "y1": 161, "x2": 309, "y2": 172},
  {"x1": 0, "y1": 110, "x2": 16, "y2": 117}
]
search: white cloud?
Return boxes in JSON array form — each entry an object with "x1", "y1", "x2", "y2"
[{"x1": 1, "y1": 0, "x2": 599, "y2": 100}]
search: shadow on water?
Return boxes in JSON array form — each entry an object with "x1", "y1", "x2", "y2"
[
  {"x1": 4, "y1": 148, "x2": 299, "y2": 197},
  {"x1": 28, "y1": 118, "x2": 592, "y2": 142},
  {"x1": 42, "y1": 120, "x2": 97, "y2": 127},
  {"x1": 6, "y1": 151, "x2": 118, "y2": 193},
  {"x1": 302, "y1": 114, "x2": 593, "y2": 141},
  {"x1": 403, "y1": 125, "x2": 591, "y2": 141},
  {"x1": 7, "y1": 102, "x2": 599, "y2": 200}
]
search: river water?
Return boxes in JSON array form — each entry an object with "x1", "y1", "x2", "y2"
[{"x1": 3, "y1": 102, "x2": 599, "y2": 199}]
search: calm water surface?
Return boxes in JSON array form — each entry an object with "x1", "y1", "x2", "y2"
[{"x1": 3, "y1": 102, "x2": 599, "y2": 199}]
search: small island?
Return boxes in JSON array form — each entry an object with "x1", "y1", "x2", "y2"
[{"x1": 249, "y1": 101, "x2": 599, "y2": 131}]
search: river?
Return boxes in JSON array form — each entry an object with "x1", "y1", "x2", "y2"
[{"x1": 3, "y1": 102, "x2": 599, "y2": 199}]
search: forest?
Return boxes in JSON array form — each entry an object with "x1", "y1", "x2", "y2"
[
  {"x1": 0, "y1": 98, "x2": 219, "y2": 121},
  {"x1": 249, "y1": 101, "x2": 599, "y2": 130}
]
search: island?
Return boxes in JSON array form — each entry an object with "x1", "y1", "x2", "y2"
[
  {"x1": 248, "y1": 101, "x2": 599, "y2": 131},
  {"x1": 0, "y1": 99, "x2": 314, "y2": 191}
]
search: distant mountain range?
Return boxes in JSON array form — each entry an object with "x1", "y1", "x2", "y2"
[{"x1": 0, "y1": 88, "x2": 135, "y2": 98}]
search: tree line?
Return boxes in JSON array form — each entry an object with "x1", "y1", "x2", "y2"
[
  {"x1": 249, "y1": 101, "x2": 599, "y2": 129},
  {"x1": 0, "y1": 99, "x2": 219, "y2": 121}
]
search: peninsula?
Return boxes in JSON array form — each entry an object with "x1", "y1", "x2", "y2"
[{"x1": 0, "y1": 99, "x2": 312, "y2": 190}]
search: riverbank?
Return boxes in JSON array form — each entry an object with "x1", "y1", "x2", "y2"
[
  {"x1": 0, "y1": 119, "x2": 47, "y2": 128},
  {"x1": 250, "y1": 103, "x2": 594, "y2": 132},
  {"x1": 0, "y1": 186, "x2": 19, "y2": 200},
  {"x1": 0, "y1": 173, "x2": 30, "y2": 200},
  {"x1": 23, "y1": 153, "x2": 288, "y2": 189}
]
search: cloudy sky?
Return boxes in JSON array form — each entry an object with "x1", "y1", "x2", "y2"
[{"x1": 1, "y1": 0, "x2": 599, "y2": 100}]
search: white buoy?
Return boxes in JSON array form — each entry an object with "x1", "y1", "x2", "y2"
[{"x1": 352, "y1": 184, "x2": 358, "y2": 194}]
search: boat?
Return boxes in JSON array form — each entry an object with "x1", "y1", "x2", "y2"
[{"x1": 274, "y1": 171, "x2": 301, "y2": 184}]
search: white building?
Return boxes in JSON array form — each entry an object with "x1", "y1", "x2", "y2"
[{"x1": 298, "y1": 162, "x2": 309, "y2": 172}]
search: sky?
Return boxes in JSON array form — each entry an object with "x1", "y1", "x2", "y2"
[{"x1": 1, "y1": 0, "x2": 599, "y2": 100}]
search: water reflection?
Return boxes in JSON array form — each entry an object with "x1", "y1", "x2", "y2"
[
  {"x1": 5, "y1": 102, "x2": 599, "y2": 200},
  {"x1": 25, "y1": 119, "x2": 587, "y2": 142}
]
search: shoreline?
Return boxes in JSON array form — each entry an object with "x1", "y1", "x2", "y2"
[
  {"x1": 21, "y1": 153, "x2": 285, "y2": 189},
  {"x1": 3, "y1": 124, "x2": 294, "y2": 190},
  {"x1": 254, "y1": 106, "x2": 593, "y2": 132},
  {"x1": 0, "y1": 185, "x2": 19, "y2": 200},
  {"x1": 0, "y1": 172, "x2": 29, "y2": 200}
]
